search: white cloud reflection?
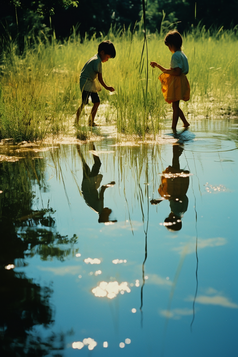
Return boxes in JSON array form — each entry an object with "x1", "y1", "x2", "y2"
[
  {"x1": 187, "y1": 289, "x2": 238, "y2": 309},
  {"x1": 107, "y1": 220, "x2": 142, "y2": 231},
  {"x1": 147, "y1": 274, "x2": 173, "y2": 287},
  {"x1": 92, "y1": 281, "x2": 131, "y2": 299},
  {"x1": 160, "y1": 308, "x2": 193, "y2": 320},
  {"x1": 173, "y1": 237, "x2": 227, "y2": 255},
  {"x1": 38, "y1": 265, "x2": 81, "y2": 275}
]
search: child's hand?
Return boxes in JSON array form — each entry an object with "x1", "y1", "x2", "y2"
[
  {"x1": 150, "y1": 62, "x2": 158, "y2": 68},
  {"x1": 108, "y1": 87, "x2": 115, "y2": 92}
]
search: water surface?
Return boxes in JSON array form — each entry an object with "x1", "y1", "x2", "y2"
[{"x1": 1, "y1": 119, "x2": 238, "y2": 356}]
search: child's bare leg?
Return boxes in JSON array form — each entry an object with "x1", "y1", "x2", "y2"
[
  {"x1": 172, "y1": 101, "x2": 179, "y2": 130},
  {"x1": 76, "y1": 103, "x2": 85, "y2": 124},
  {"x1": 89, "y1": 102, "x2": 100, "y2": 126},
  {"x1": 172, "y1": 101, "x2": 190, "y2": 129},
  {"x1": 178, "y1": 108, "x2": 190, "y2": 127}
]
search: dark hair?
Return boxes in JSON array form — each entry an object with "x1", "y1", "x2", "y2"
[
  {"x1": 98, "y1": 40, "x2": 116, "y2": 58},
  {"x1": 164, "y1": 30, "x2": 183, "y2": 49}
]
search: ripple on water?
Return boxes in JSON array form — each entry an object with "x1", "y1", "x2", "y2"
[{"x1": 183, "y1": 132, "x2": 238, "y2": 153}]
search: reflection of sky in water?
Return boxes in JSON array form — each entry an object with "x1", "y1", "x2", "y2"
[{"x1": 7, "y1": 122, "x2": 238, "y2": 356}]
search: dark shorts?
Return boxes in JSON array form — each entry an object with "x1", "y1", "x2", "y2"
[{"x1": 82, "y1": 91, "x2": 100, "y2": 105}]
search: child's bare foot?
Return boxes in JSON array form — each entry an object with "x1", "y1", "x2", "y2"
[{"x1": 183, "y1": 123, "x2": 190, "y2": 128}]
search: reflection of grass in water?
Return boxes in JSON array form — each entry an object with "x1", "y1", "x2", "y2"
[
  {"x1": 0, "y1": 26, "x2": 237, "y2": 142},
  {"x1": 116, "y1": 144, "x2": 163, "y2": 210}
]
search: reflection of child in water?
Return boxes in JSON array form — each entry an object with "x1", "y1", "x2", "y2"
[
  {"x1": 151, "y1": 144, "x2": 189, "y2": 231},
  {"x1": 77, "y1": 144, "x2": 117, "y2": 224}
]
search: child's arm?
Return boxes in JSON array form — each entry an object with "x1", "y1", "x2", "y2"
[
  {"x1": 150, "y1": 62, "x2": 182, "y2": 76},
  {"x1": 98, "y1": 73, "x2": 115, "y2": 92}
]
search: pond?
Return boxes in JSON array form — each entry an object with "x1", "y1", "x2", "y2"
[{"x1": 1, "y1": 118, "x2": 238, "y2": 357}]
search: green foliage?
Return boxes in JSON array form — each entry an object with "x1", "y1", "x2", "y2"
[{"x1": 1, "y1": 0, "x2": 238, "y2": 42}]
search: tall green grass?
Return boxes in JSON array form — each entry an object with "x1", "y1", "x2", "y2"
[{"x1": 0, "y1": 26, "x2": 237, "y2": 142}]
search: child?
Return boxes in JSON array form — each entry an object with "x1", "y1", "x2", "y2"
[
  {"x1": 150, "y1": 144, "x2": 190, "y2": 231},
  {"x1": 76, "y1": 143, "x2": 117, "y2": 224},
  {"x1": 76, "y1": 40, "x2": 116, "y2": 127},
  {"x1": 150, "y1": 30, "x2": 190, "y2": 131}
]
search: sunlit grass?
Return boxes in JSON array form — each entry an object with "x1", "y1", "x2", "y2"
[{"x1": 0, "y1": 26, "x2": 237, "y2": 142}]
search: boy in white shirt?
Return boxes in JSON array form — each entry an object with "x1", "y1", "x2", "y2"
[{"x1": 76, "y1": 40, "x2": 116, "y2": 127}]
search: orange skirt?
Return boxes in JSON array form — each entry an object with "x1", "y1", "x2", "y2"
[{"x1": 159, "y1": 73, "x2": 190, "y2": 103}]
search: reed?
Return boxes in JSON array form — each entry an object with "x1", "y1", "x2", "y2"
[{"x1": 0, "y1": 26, "x2": 237, "y2": 142}]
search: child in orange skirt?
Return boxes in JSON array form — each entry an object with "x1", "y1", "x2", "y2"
[{"x1": 150, "y1": 30, "x2": 190, "y2": 131}]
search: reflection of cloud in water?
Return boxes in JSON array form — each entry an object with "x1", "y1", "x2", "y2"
[
  {"x1": 160, "y1": 308, "x2": 193, "y2": 319},
  {"x1": 72, "y1": 338, "x2": 97, "y2": 350},
  {"x1": 84, "y1": 258, "x2": 101, "y2": 264},
  {"x1": 92, "y1": 281, "x2": 131, "y2": 299},
  {"x1": 173, "y1": 237, "x2": 227, "y2": 255},
  {"x1": 147, "y1": 274, "x2": 173, "y2": 287},
  {"x1": 38, "y1": 265, "x2": 81, "y2": 275},
  {"x1": 187, "y1": 290, "x2": 238, "y2": 309}
]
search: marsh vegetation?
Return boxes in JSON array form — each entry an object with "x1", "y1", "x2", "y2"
[{"x1": 0, "y1": 26, "x2": 237, "y2": 142}]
